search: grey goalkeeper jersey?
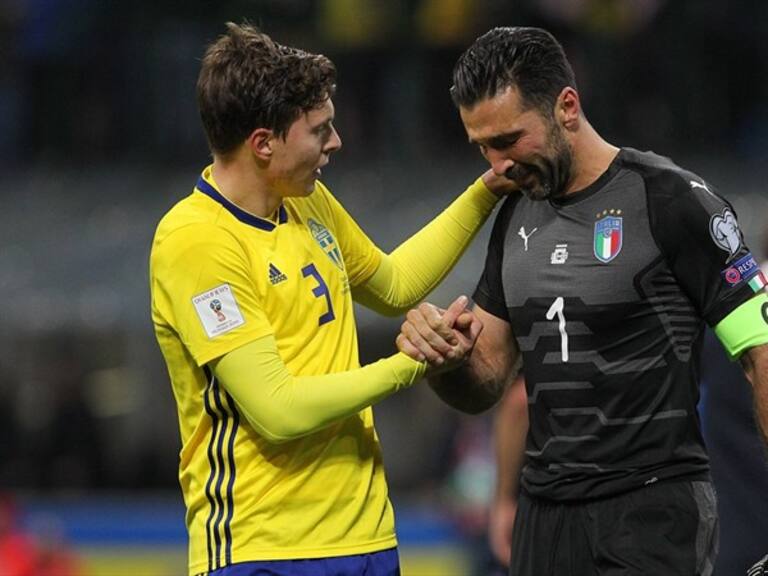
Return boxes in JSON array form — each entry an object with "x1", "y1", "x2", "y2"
[{"x1": 474, "y1": 148, "x2": 761, "y2": 500}]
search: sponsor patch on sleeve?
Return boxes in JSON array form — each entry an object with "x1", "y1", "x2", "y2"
[
  {"x1": 721, "y1": 253, "x2": 761, "y2": 289},
  {"x1": 192, "y1": 283, "x2": 245, "y2": 338}
]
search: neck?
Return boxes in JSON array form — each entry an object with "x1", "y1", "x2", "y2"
[
  {"x1": 210, "y1": 153, "x2": 282, "y2": 219},
  {"x1": 564, "y1": 119, "x2": 619, "y2": 195}
]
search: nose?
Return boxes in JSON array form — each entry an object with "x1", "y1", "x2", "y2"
[
  {"x1": 325, "y1": 126, "x2": 342, "y2": 154},
  {"x1": 486, "y1": 149, "x2": 514, "y2": 177}
]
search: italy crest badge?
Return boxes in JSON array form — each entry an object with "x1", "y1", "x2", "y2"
[{"x1": 594, "y1": 212, "x2": 623, "y2": 263}]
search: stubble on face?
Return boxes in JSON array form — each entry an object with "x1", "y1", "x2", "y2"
[{"x1": 508, "y1": 117, "x2": 572, "y2": 201}]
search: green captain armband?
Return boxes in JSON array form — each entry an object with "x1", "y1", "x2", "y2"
[{"x1": 714, "y1": 293, "x2": 768, "y2": 360}]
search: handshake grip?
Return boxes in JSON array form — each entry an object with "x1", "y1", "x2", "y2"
[{"x1": 396, "y1": 295, "x2": 481, "y2": 371}]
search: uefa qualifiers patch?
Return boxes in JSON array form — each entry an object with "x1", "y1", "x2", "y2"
[
  {"x1": 721, "y1": 253, "x2": 764, "y2": 291},
  {"x1": 709, "y1": 207, "x2": 743, "y2": 257},
  {"x1": 192, "y1": 283, "x2": 246, "y2": 338}
]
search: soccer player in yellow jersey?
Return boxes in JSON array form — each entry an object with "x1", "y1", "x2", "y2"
[{"x1": 150, "y1": 23, "x2": 515, "y2": 576}]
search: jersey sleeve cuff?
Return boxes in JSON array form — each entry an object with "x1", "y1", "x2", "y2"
[
  {"x1": 385, "y1": 352, "x2": 427, "y2": 389},
  {"x1": 714, "y1": 293, "x2": 768, "y2": 360},
  {"x1": 466, "y1": 177, "x2": 503, "y2": 212}
]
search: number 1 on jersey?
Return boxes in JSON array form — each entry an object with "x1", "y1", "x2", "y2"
[
  {"x1": 546, "y1": 297, "x2": 569, "y2": 362},
  {"x1": 302, "y1": 263, "x2": 336, "y2": 326}
]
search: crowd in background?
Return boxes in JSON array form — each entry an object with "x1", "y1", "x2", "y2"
[{"x1": 0, "y1": 0, "x2": 767, "y2": 168}]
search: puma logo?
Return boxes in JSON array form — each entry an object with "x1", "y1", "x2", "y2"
[
  {"x1": 690, "y1": 180, "x2": 715, "y2": 198},
  {"x1": 518, "y1": 226, "x2": 538, "y2": 252}
]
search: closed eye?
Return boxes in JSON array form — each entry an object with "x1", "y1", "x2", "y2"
[
  {"x1": 486, "y1": 134, "x2": 521, "y2": 150},
  {"x1": 470, "y1": 130, "x2": 523, "y2": 152}
]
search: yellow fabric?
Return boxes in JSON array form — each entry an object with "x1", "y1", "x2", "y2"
[
  {"x1": 354, "y1": 177, "x2": 498, "y2": 315},
  {"x1": 150, "y1": 166, "x2": 395, "y2": 573},
  {"x1": 212, "y1": 337, "x2": 425, "y2": 442},
  {"x1": 714, "y1": 293, "x2": 768, "y2": 359}
]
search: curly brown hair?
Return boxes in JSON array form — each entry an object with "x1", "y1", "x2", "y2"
[{"x1": 197, "y1": 22, "x2": 337, "y2": 155}]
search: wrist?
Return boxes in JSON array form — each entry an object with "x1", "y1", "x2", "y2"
[
  {"x1": 479, "y1": 172, "x2": 520, "y2": 198},
  {"x1": 472, "y1": 176, "x2": 506, "y2": 203}
]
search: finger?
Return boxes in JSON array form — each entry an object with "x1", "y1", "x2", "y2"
[
  {"x1": 441, "y1": 295, "x2": 468, "y2": 329},
  {"x1": 410, "y1": 305, "x2": 456, "y2": 354},
  {"x1": 453, "y1": 310, "x2": 474, "y2": 330},
  {"x1": 448, "y1": 317, "x2": 483, "y2": 359},
  {"x1": 453, "y1": 311, "x2": 482, "y2": 341},
  {"x1": 395, "y1": 333, "x2": 425, "y2": 362},
  {"x1": 467, "y1": 316, "x2": 483, "y2": 343},
  {"x1": 401, "y1": 320, "x2": 445, "y2": 365},
  {"x1": 419, "y1": 302, "x2": 458, "y2": 346}
]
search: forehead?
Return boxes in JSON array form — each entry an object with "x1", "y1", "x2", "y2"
[{"x1": 459, "y1": 86, "x2": 542, "y2": 141}]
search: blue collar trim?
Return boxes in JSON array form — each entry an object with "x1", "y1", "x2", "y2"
[{"x1": 195, "y1": 176, "x2": 287, "y2": 231}]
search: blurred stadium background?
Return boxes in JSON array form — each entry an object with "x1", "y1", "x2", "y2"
[{"x1": 1, "y1": 1, "x2": 767, "y2": 574}]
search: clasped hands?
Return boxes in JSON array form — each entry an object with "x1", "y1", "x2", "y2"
[{"x1": 396, "y1": 295, "x2": 482, "y2": 373}]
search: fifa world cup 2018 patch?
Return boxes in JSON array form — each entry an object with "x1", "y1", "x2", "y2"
[
  {"x1": 721, "y1": 253, "x2": 765, "y2": 291},
  {"x1": 192, "y1": 283, "x2": 246, "y2": 338}
]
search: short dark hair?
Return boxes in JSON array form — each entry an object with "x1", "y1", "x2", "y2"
[
  {"x1": 451, "y1": 27, "x2": 576, "y2": 116},
  {"x1": 197, "y1": 22, "x2": 337, "y2": 155}
]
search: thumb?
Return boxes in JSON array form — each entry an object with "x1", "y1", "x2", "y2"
[{"x1": 442, "y1": 295, "x2": 468, "y2": 328}]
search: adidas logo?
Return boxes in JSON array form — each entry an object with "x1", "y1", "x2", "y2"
[{"x1": 268, "y1": 263, "x2": 287, "y2": 285}]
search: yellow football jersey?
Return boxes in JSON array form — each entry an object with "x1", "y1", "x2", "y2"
[{"x1": 150, "y1": 166, "x2": 394, "y2": 574}]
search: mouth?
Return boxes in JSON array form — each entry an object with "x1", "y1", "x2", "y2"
[
  {"x1": 314, "y1": 159, "x2": 329, "y2": 179},
  {"x1": 506, "y1": 166, "x2": 540, "y2": 189}
]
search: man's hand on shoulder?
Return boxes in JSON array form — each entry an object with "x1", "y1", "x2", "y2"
[{"x1": 481, "y1": 169, "x2": 520, "y2": 197}]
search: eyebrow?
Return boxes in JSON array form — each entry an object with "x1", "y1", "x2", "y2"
[{"x1": 469, "y1": 130, "x2": 523, "y2": 148}]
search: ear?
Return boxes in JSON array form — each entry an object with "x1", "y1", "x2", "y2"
[
  {"x1": 555, "y1": 87, "x2": 580, "y2": 130},
  {"x1": 247, "y1": 128, "x2": 275, "y2": 161}
]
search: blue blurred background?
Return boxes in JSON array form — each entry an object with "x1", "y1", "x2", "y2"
[{"x1": 1, "y1": 1, "x2": 767, "y2": 574}]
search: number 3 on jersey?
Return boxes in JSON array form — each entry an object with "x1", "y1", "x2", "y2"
[
  {"x1": 301, "y1": 263, "x2": 335, "y2": 326},
  {"x1": 546, "y1": 296, "x2": 569, "y2": 362}
]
